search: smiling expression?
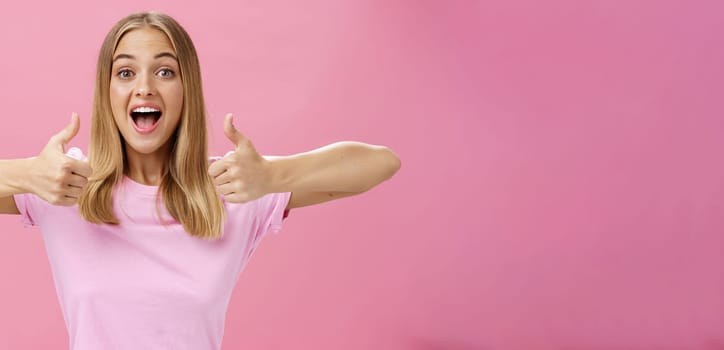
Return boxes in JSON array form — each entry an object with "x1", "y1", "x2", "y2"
[{"x1": 110, "y1": 26, "x2": 184, "y2": 158}]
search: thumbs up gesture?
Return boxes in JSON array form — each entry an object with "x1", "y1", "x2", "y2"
[
  {"x1": 28, "y1": 113, "x2": 93, "y2": 206},
  {"x1": 208, "y1": 114, "x2": 271, "y2": 203}
]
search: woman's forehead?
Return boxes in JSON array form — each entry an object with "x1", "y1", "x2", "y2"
[{"x1": 114, "y1": 27, "x2": 176, "y2": 56}]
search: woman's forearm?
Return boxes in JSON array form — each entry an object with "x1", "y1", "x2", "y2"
[
  {"x1": 266, "y1": 141, "x2": 401, "y2": 194},
  {"x1": 0, "y1": 158, "x2": 32, "y2": 197}
]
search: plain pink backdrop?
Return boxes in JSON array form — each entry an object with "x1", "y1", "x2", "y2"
[{"x1": 1, "y1": 1, "x2": 723, "y2": 349}]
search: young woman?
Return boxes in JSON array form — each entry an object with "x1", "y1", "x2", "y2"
[{"x1": 0, "y1": 12, "x2": 399, "y2": 349}]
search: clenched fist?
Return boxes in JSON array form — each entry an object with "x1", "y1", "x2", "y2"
[
  {"x1": 28, "y1": 113, "x2": 92, "y2": 206},
  {"x1": 208, "y1": 114, "x2": 273, "y2": 203}
]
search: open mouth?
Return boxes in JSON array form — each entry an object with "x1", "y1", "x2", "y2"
[{"x1": 130, "y1": 106, "x2": 162, "y2": 134}]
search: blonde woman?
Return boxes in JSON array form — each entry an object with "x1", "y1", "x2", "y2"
[{"x1": 0, "y1": 12, "x2": 400, "y2": 350}]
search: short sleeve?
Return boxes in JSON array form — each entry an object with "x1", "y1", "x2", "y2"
[
  {"x1": 13, "y1": 193, "x2": 45, "y2": 227},
  {"x1": 255, "y1": 192, "x2": 292, "y2": 237}
]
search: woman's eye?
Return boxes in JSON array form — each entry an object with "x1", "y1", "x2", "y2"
[
  {"x1": 117, "y1": 69, "x2": 134, "y2": 79},
  {"x1": 158, "y1": 69, "x2": 175, "y2": 78}
]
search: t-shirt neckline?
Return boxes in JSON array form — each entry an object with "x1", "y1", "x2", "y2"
[{"x1": 121, "y1": 175, "x2": 159, "y2": 197}]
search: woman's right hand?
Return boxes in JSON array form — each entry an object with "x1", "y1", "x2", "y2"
[{"x1": 27, "y1": 113, "x2": 92, "y2": 206}]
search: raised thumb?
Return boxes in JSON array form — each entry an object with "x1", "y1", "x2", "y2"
[
  {"x1": 53, "y1": 113, "x2": 80, "y2": 149},
  {"x1": 223, "y1": 113, "x2": 244, "y2": 146}
]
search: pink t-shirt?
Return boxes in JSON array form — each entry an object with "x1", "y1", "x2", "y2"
[{"x1": 13, "y1": 171, "x2": 291, "y2": 349}]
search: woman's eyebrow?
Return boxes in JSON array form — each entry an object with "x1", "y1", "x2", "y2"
[
  {"x1": 112, "y1": 52, "x2": 178, "y2": 62},
  {"x1": 155, "y1": 52, "x2": 178, "y2": 61},
  {"x1": 113, "y1": 53, "x2": 134, "y2": 62}
]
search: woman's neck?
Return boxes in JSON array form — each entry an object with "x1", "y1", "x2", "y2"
[{"x1": 124, "y1": 143, "x2": 171, "y2": 186}]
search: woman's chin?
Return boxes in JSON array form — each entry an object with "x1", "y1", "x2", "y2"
[{"x1": 124, "y1": 140, "x2": 171, "y2": 157}]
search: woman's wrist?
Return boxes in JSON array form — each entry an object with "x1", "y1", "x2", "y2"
[
  {"x1": 0, "y1": 157, "x2": 34, "y2": 196},
  {"x1": 264, "y1": 156, "x2": 291, "y2": 194}
]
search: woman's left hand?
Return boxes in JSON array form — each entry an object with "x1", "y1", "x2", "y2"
[{"x1": 208, "y1": 114, "x2": 273, "y2": 203}]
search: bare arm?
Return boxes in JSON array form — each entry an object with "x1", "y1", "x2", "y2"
[
  {"x1": 0, "y1": 159, "x2": 32, "y2": 214},
  {"x1": 266, "y1": 142, "x2": 401, "y2": 208},
  {"x1": 209, "y1": 114, "x2": 401, "y2": 208}
]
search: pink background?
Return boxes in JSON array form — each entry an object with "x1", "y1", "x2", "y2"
[{"x1": 1, "y1": 0, "x2": 722, "y2": 349}]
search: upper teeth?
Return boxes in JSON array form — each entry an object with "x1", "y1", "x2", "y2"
[{"x1": 133, "y1": 107, "x2": 160, "y2": 113}]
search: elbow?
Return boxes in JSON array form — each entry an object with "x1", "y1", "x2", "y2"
[
  {"x1": 347, "y1": 142, "x2": 401, "y2": 191},
  {"x1": 381, "y1": 147, "x2": 401, "y2": 180},
  {"x1": 357, "y1": 147, "x2": 399, "y2": 193}
]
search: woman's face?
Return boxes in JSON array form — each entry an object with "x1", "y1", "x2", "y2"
[{"x1": 110, "y1": 27, "x2": 183, "y2": 158}]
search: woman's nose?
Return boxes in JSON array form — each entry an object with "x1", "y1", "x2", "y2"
[{"x1": 135, "y1": 75, "x2": 156, "y2": 96}]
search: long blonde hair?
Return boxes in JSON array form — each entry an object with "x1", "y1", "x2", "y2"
[{"x1": 78, "y1": 12, "x2": 225, "y2": 240}]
